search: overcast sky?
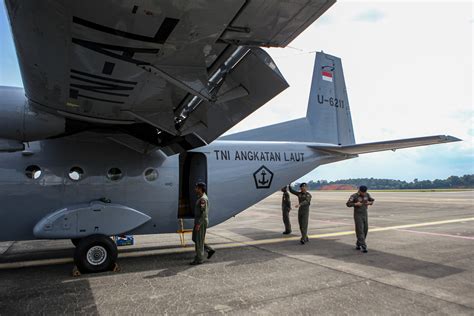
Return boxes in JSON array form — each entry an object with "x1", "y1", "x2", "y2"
[{"x1": 0, "y1": 1, "x2": 472, "y2": 182}]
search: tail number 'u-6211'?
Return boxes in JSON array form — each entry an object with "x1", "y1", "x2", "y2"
[{"x1": 317, "y1": 95, "x2": 345, "y2": 108}]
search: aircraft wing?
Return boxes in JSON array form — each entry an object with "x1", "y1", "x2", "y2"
[
  {"x1": 309, "y1": 135, "x2": 461, "y2": 155},
  {"x1": 5, "y1": 0, "x2": 335, "y2": 154}
]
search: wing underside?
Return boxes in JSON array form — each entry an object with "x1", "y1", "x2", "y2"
[{"x1": 5, "y1": 0, "x2": 335, "y2": 153}]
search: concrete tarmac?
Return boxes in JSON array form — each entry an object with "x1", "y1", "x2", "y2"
[{"x1": 0, "y1": 191, "x2": 473, "y2": 315}]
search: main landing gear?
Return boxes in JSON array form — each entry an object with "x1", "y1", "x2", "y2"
[{"x1": 71, "y1": 234, "x2": 119, "y2": 275}]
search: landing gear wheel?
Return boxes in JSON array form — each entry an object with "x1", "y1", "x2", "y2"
[
  {"x1": 71, "y1": 238, "x2": 81, "y2": 247},
  {"x1": 74, "y1": 235, "x2": 118, "y2": 274}
]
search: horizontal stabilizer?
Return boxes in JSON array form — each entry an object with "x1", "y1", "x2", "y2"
[{"x1": 309, "y1": 135, "x2": 461, "y2": 155}]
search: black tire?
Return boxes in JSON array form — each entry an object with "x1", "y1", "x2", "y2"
[
  {"x1": 71, "y1": 238, "x2": 81, "y2": 247},
  {"x1": 74, "y1": 234, "x2": 118, "y2": 274}
]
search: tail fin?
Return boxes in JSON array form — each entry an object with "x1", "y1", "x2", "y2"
[
  {"x1": 221, "y1": 52, "x2": 355, "y2": 144},
  {"x1": 307, "y1": 52, "x2": 355, "y2": 145}
]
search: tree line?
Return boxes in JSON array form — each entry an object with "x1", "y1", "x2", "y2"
[{"x1": 297, "y1": 174, "x2": 474, "y2": 190}]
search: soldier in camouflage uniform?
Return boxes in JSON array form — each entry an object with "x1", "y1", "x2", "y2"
[
  {"x1": 346, "y1": 185, "x2": 374, "y2": 253},
  {"x1": 281, "y1": 186, "x2": 292, "y2": 234},
  {"x1": 289, "y1": 183, "x2": 312, "y2": 244},
  {"x1": 190, "y1": 182, "x2": 215, "y2": 265}
]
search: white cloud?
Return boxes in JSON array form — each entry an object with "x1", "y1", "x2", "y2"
[{"x1": 353, "y1": 9, "x2": 386, "y2": 22}]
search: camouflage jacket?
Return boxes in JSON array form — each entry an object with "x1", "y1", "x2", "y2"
[
  {"x1": 282, "y1": 191, "x2": 291, "y2": 210},
  {"x1": 288, "y1": 186, "x2": 312, "y2": 208},
  {"x1": 194, "y1": 193, "x2": 209, "y2": 224},
  {"x1": 346, "y1": 192, "x2": 375, "y2": 212}
]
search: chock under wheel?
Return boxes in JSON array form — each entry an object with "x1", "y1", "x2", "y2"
[{"x1": 71, "y1": 263, "x2": 121, "y2": 277}]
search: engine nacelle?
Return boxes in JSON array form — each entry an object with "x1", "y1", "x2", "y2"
[{"x1": 0, "y1": 86, "x2": 65, "y2": 142}]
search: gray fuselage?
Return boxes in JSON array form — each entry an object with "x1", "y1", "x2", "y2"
[{"x1": 0, "y1": 137, "x2": 348, "y2": 241}]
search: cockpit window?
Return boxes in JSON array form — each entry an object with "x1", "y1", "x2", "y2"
[
  {"x1": 25, "y1": 165, "x2": 42, "y2": 179},
  {"x1": 107, "y1": 168, "x2": 123, "y2": 181},
  {"x1": 68, "y1": 167, "x2": 84, "y2": 181}
]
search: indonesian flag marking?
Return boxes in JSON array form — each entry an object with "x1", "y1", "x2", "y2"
[{"x1": 322, "y1": 71, "x2": 333, "y2": 82}]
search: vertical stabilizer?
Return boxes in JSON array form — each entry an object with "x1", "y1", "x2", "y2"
[
  {"x1": 307, "y1": 52, "x2": 355, "y2": 145},
  {"x1": 221, "y1": 52, "x2": 356, "y2": 145}
]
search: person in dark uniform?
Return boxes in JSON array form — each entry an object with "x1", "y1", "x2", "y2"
[
  {"x1": 190, "y1": 182, "x2": 215, "y2": 265},
  {"x1": 281, "y1": 186, "x2": 292, "y2": 234},
  {"x1": 346, "y1": 185, "x2": 374, "y2": 253},
  {"x1": 289, "y1": 183, "x2": 312, "y2": 244}
]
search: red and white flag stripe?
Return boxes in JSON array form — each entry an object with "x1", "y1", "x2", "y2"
[{"x1": 322, "y1": 71, "x2": 333, "y2": 82}]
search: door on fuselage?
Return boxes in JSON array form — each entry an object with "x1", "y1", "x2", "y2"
[{"x1": 178, "y1": 152, "x2": 207, "y2": 219}]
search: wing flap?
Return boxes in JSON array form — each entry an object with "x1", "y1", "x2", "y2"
[
  {"x1": 178, "y1": 48, "x2": 289, "y2": 143},
  {"x1": 309, "y1": 135, "x2": 461, "y2": 155}
]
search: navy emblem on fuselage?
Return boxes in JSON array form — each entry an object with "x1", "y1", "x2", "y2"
[{"x1": 253, "y1": 165, "x2": 273, "y2": 189}]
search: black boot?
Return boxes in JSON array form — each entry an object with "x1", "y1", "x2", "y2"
[
  {"x1": 207, "y1": 249, "x2": 215, "y2": 259},
  {"x1": 190, "y1": 260, "x2": 203, "y2": 265}
]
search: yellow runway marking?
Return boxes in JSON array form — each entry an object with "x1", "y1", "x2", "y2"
[
  {"x1": 369, "y1": 217, "x2": 474, "y2": 233},
  {"x1": 0, "y1": 217, "x2": 473, "y2": 270},
  {"x1": 216, "y1": 217, "x2": 474, "y2": 248},
  {"x1": 317, "y1": 200, "x2": 473, "y2": 206}
]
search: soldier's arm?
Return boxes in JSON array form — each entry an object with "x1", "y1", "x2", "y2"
[
  {"x1": 196, "y1": 198, "x2": 206, "y2": 222},
  {"x1": 299, "y1": 193, "x2": 312, "y2": 206},
  {"x1": 288, "y1": 185, "x2": 299, "y2": 196},
  {"x1": 346, "y1": 195, "x2": 355, "y2": 207},
  {"x1": 367, "y1": 193, "x2": 375, "y2": 204}
]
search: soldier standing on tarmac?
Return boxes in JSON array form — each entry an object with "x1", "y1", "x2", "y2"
[
  {"x1": 289, "y1": 183, "x2": 312, "y2": 244},
  {"x1": 281, "y1": 186, "x2": 292, "y2": 234},
  {"x1": 190, "y1": 182, "x2": 215, "y2": 265},
  {"x1": 346, "y1": 185, "x2": 375, "y2": 253}
]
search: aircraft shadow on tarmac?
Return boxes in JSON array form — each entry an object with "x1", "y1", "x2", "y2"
[{"x1": 0, "y1": 265, "x2": 99, "y2": 315}]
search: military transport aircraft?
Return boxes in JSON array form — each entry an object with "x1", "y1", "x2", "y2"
[{"x1": 0, "y1": 0, "x2": 459, "y2": 273}]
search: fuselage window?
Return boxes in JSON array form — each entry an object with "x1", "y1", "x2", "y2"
[
  {"x1": 144, "y1": 168, "x2": 159, "y2": 182},
  {"x1": 25, "y1": 165, "x2": 42, "y2": 179},
  {"x1": 107, "y1": 168, "x2": 123, "y2": 181},
  {"x1": 68, "y1": 167, "x2": 84, "y2": 181}
]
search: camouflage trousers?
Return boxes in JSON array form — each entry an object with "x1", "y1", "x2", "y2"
[
  {"x1": 192, "y1": 221, "x2": 214, "y2": 262},
  {"x1": 354, "y1": 210, "x2": 369, "y2": 247},
  {"x1": 282, "y1": 207, "x2": 291, "y2": 232},
  {"x1": 298, "y1": 207, "x2": 310, "y2": 240}
]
